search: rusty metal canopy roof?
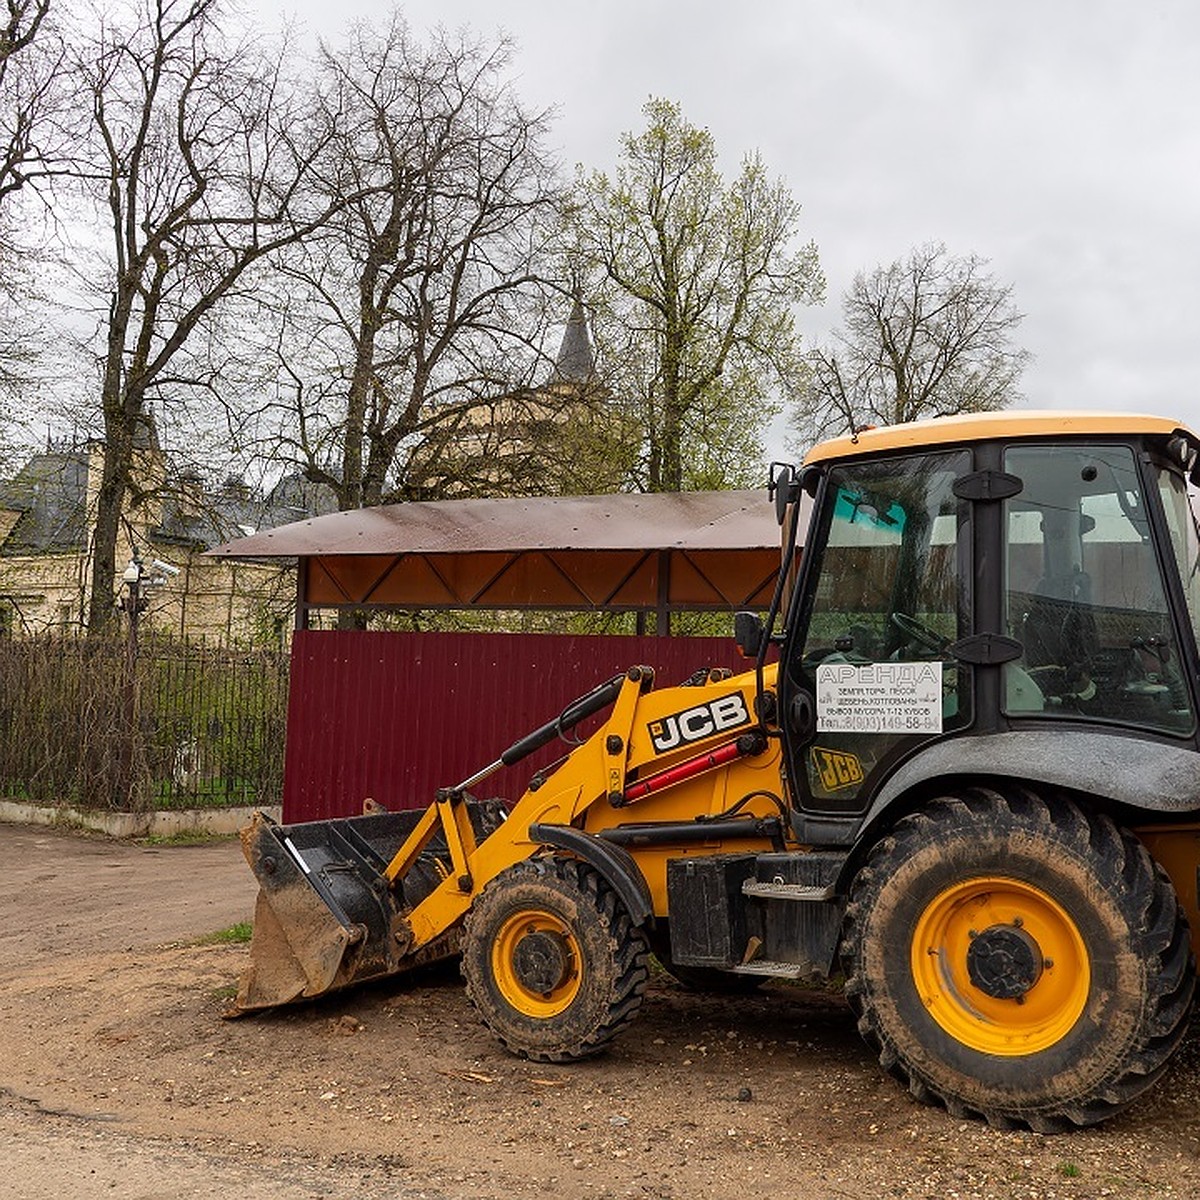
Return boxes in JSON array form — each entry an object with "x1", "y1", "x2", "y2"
[
  {"x1": 210, "y1": 490, "x2": 784, "y2": 613},
  {"x1": 211, "y1": 490, "x2": 778, "y2": 556}
]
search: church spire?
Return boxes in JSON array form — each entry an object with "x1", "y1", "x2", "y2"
[{"x1": 551, "y1": 293, "x2": 596, "y2": 383}]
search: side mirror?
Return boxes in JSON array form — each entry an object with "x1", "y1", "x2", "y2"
[
  {"x1": 769, "y1": 462, "x2": 823, "y2": 526},
  {"x1": 734, "y1": 611, "x2": 765, "y2": 659},
  {"x1": 769, "y1": 462, "x2": 796, "y2": 526}
]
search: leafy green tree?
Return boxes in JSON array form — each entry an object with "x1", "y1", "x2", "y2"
[
  {"x1": 800, "y1": 241, "x2": 1029, "y2": 441},
  {"x1": 572, "y1": 98, "x2": 823, "y2": 492}
]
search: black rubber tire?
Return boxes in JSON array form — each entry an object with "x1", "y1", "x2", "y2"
[
  {"x1": 462, "y1": 856, "x2": 651, "y2": 1062},
  {"x1": 841, "y1": 784, "x2": 1194, "y2": 1131}
]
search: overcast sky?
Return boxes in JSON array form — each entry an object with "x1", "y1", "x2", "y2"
[{"x1": 275, "y1": 0, "x2": 1200, "y2": 456}]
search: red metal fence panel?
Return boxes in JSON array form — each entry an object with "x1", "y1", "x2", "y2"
[{"x1": 283, "y1": 630, "x2": 751, "y2": 821}]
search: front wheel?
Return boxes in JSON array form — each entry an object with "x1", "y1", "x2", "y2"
[
  {"x1": 842, "y1": 786, "x2": 1194, "y2": 1131},
  {"x1": 462, "y1": 856, "x2": 651, "y2": 1062}
]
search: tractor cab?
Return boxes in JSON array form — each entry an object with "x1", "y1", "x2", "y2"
[{"x1": 766, "y1": 413, "x2": 1200, "y2": 841}]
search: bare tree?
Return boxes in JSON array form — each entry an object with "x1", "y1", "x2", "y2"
[
  {"x1": 243, "y1": 16, "x2": 562, "y2": 515},
  {"x1": 0, "y1": 0, "x2": 73, "y2": 455},
  {"x1": 71, "y1": 0, "x2": 341, "y2": 632},
  {"x1": 0, "y1": 0, "x2": 67, "y2": 202},
  {"x1": 572, "y1": 98, "x2": 823, "y2": 493},
  {"x1": 406, "y1": 367, "x2": 638, "y2": 498},
  {"x1": 800, "y1": 242, "x2": 1030, "y2": 440}
]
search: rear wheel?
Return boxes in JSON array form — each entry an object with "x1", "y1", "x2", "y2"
[
  {"x1": 462, "y1": 856, "x2": 651, "y2": 1062},
  {"x1": 842, "y1": 785, "x2": 1194, "y2": 1130}
]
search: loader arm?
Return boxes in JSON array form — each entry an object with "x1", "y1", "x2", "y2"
[
  {"x1": 235, "y1": 660, "x2": 785, "y2": 1012},
  {"x1": 397, "y1": 662, "x2": 784, "y2": 951}
]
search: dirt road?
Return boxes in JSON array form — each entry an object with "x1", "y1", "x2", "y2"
[{"x1": 4, "y1": 822, "x2": 1200, "y2": 1199}]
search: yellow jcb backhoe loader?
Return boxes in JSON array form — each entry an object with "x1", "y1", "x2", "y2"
[{"x1": 236, "y1": 410, "x2": 1200, "y2": 1132}]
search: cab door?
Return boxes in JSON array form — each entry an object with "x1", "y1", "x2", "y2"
[{"x1": 779, "y1": 449, "x2": 973, "y2": 818}]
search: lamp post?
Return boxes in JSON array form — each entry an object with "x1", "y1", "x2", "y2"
[
  {"x1": 117, "y1": 555, "x2": 147, "y2": 807},
  {"x1": 116, "y1": 554, "x2": 175, "y2": 806},
  {"x1": 120, "y1": 554, "x2": 146, "y2": 678}
]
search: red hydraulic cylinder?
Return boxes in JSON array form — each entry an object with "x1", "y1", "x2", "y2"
[{"x1": 622, "y1": 739, "x2": 749, "y2": 802}]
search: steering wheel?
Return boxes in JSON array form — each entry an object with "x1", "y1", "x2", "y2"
[{"x1": 890, "y1": 611, "x2": 950, "y2": 654}]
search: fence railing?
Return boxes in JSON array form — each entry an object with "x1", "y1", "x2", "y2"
[{"x1": 0, "y1": 634, "x2": 288, "y2": 811}]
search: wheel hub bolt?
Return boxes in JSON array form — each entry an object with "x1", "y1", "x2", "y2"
[
  {"x1": 966, "y1": 923, "x2": 1044, "y2": 1000},
  {"x1": 512, "y1": 929, "x2": 572, "y2": 994}
]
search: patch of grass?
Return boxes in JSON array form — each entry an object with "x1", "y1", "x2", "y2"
[
  {"x1": 138, "y1": 830, "x2": 236, "y2": 846},
  {"x1": 1058, "y1": 1162, "x2": 1081, "y2": 1179},
  {"x1": 196, "y1": 921, "x2": 253, "y2": 945},
  {"x1": 208, "y1": 984, "x2": 239, "y2": 1001}
]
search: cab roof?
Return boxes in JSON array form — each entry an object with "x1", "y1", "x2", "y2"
[{"x1": 803, "y1": 410, "x2": 1196, "y2": 465}]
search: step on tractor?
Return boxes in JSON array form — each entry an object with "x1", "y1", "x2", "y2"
[{"x1": 237, "y1": 411, "x2": 1200, "y2": 1131}]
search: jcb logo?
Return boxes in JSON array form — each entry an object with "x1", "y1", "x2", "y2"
[
  {"x1": 812, "y1": 747, "x2": 864, "y2": 792},
  {"x1": 649, "y1": 693, "x2": 751, "y2": 753}
]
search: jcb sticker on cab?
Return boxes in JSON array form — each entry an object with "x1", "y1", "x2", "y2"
[
  {"x1": 811, "y1": 746, "x2": 865, "y2": 792},
  {"x1": 648, "y1": 693, "x2": 751, "y2": 753}
]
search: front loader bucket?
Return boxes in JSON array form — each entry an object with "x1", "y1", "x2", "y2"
[{"x1": 234, "y1": 803, "x2": 502, "y2": 1013}]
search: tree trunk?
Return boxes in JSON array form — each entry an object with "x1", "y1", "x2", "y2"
[{"x1": 86, "y1": 305, "x2": 137, "y2": 633}]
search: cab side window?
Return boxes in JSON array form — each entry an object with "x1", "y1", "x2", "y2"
[{"x1": 1003, "y1": 444, "x2": 1191, "y2": 732}]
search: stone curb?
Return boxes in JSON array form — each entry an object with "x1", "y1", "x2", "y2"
[{"x1": 0, "y1": 798, "x2": 280, "y2": 839}]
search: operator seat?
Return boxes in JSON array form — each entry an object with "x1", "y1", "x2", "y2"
[{"x1": 1019, "y1": 569, "x2": 1100, "y2": 709}]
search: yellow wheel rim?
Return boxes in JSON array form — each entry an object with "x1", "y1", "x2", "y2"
[
  {"x1": 491, "y1": 908, "x2": 582, "y2": 1017},
  {"x1": 910, "y1": 877, "x2": 1090, "y2": 1056}
]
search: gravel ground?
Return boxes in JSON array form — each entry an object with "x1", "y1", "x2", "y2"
[{"x1": 4, "y1": 822, "x2": 1200, "y2": 1199}]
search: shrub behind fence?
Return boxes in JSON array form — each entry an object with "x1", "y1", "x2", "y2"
[{"x1": 0, "y1": 635, "x2": 288, "y2": 811}]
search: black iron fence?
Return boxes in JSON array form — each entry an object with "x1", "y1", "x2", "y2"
[{"x1": 0, "y1": 634, "x2": 288, "y2": 810}]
